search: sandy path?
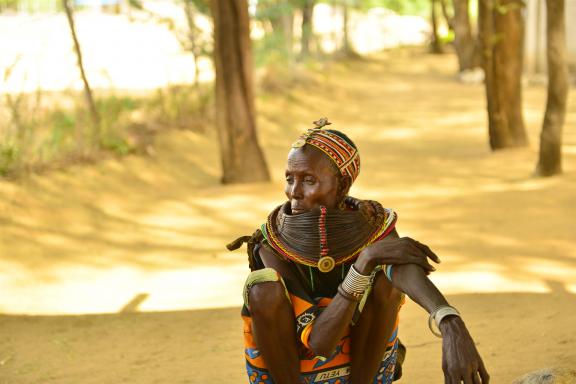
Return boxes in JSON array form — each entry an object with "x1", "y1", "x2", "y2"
[{"x1": 1, "y1": 50, "x2": 575, "y2": 383}]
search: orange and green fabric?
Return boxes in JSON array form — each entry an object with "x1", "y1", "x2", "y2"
[{"x1": 242, "y1": 267, "x2": 402, "y2": 384}]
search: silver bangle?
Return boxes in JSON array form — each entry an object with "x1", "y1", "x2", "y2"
[
  {"x1": 341, "y1": 265, "x2": 371, "y2": 298},
  {"x1": 428, "y1": 305, "x2": 461, "y2": 338}
]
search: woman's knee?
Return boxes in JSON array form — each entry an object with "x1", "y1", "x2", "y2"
[{"x1": 248, "y1": 280, "x2": 290, "y2": 321}]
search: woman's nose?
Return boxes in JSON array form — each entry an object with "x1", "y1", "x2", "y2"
[{"x1": 291, "y1": 181, "x2": 304, "y2": 199}]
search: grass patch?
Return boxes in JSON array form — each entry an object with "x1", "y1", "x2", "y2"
[{"x1": 0, "y1": 84, "x2": 213, "y2": 178}]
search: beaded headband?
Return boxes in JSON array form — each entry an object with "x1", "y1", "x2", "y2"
[{"x1": 292, "y1": 118, "x2": 361, "y2": 183}]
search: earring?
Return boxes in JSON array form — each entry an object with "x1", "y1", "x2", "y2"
[{"x1": 339, "y1": 197, "x2": 347, "y2": 210}]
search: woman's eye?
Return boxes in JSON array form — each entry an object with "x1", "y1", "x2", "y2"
[
  {"x1": 304, "y1": 177, "x2": 315, "y2": 184},
  {"x1": 286, "y1": 176, "x2": 293, "y2": 184}
]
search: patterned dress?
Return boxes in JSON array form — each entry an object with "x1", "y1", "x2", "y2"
[{"x1": 241, "y1": 208, "x2": 402, "y2": 384}]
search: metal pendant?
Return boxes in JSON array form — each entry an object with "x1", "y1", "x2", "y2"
[{"x1": 317, "y1": 256, "x2": 335, "y2": 273}]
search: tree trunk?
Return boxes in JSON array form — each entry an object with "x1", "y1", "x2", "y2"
[
  {"x1": 536, "y1": 0, "x2": 569, "y2": 176},
  {"x1": 211, "y1": 0, "x2": 270, "y2": 184},
  {"x1": 452, "y1": 0, "x2": 479, "y2": 71},
  {"x1": 342, "y1": 1, "x2": 351, "y2": 54},
  {"x1": 478, "y1": 0, "x2": 527, "y2": 150},
  {"x1": 430, "y1": 0, "x2": 444, "y2": 54},
  {"x1": 440, "y1": 0, "x2": 454, "y2": 31},
  {"x1": 340, "y1": 0, "x2": 358, "y2": 56},
  {"x1": 263, "y1": 1, "x2": 294, "y2": 62},
  {"x1": 300, "y1": 0, "x2": 314, "y2": 58},
  {"x1": 63, "y1": 0, "x2": 100, "y2": 147},
  {"x1": 184, "y1": 1, "x2": 201, "y2": 87}
]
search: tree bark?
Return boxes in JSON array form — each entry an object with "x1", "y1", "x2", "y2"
[
  {"x1": 184, "y1": 1, "x2": 201, "y2": 87},
  {"x1": 452, "y1": 0, "x2": 479, "y2": 71},
  {"x1": 536, "y1": 0, "x2": 569, "y2": 176},
  {"x1": 342, "y1": 0, "x2": 351, "y2": 54},
  {"x1": 440, "y1": 0, "x2": 454, "y2": 31},
  {"x1": 211, "y1": 0, "x2": 271, "y2": 184},
  {"x1": 478, "y1": 0, "x2": 527, "y2": 150},
  {"x1": 430, "y1": 0, "x2": 444, "y2": 54},
  {"x1": 63, "y1": 0, "x2": 100, "y2": 147},
  {"x1": 300, "y1": 0, "x2": 314, "y2": 58},
  {"x1": 340, "y1": 0, "x2": 359, "y2": 57},
  {"x1": 259, "y1": 0, "x2": 294, "y2": 62}
]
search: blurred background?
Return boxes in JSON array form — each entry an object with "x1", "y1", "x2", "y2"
[{"x1": 0, "y1": 0, "x2": 575, "y2": 382}]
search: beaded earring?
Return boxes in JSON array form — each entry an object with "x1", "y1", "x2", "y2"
[{"x1": 339, "y1": 197, "x2": 348, "y2": 211}]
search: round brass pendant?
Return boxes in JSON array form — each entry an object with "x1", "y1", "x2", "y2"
[
  {"x1": 317, "y1": 256, "x2": 335, "y2": 273},
  {"x1": 292, "y1": 138, "x2": 306, "y2": 148}
]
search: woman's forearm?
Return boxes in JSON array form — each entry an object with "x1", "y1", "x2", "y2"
[
  {"x1": 307, "y1": 294, "x2": 357, "y2": 358},
  {"x1": 390, "y1": 263, "x2": 449, "y2": 313},
  {"x1": 259, "y1": 244, "x2": 357, "y2": 358}
]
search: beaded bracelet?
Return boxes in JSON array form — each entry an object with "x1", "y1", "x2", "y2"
[
  {"x1": 428, "y1": 305, "x2": 461, "y2": 338},
  {"x1": 340, "y1": 265, "x2": 371, "y2": 300}
]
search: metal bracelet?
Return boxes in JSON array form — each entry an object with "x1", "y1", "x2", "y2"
[{"x1": 428, "y1": 305, "x2": 461, "y2": 338}]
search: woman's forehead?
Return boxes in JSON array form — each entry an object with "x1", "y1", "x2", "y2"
[{"x1": 286, "y1": 147, "x2": 334, "y2": 173}]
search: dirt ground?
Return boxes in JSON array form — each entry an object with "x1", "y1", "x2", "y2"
[{"x1": 1, "y1": 50, "x2": 575, "y2": 384}]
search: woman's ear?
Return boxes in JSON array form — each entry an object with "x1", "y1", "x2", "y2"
[{"x1": 338, "y1": 175, "x2": 352, "y2": 201}]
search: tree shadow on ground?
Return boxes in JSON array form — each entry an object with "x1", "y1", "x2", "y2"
[{"x1": 0, "y1": 286, "x2": 574, "y2": 384}]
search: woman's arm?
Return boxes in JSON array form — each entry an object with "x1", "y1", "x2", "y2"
[
  {"x1": 355, "y1": 230, "x2": 490, "y2": 384},
  {"x1": 258, "y1": 244, "x2": 358, "y2": 358},
  {"x1": 259, "y1": 229, "x2": 440, "y2": 359}
]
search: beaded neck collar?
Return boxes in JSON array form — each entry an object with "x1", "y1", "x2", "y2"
[{"x1": 261, "y1": 201, "x2": 396, "y2": 272}]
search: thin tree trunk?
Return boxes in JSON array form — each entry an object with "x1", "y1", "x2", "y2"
[
  {"x1": 479, "y1": 0, "x2": 527, "y2": 149},
  {"x1": 453, "y1": 0, "x2": 478, "y2": 71},
  {"x1": 440, "y1": 0, "x2": 453, "y2": 31},
  {"x1": 300, "y1": 0, "x2": 314, "y2": 58},
  {"x1": 340, "y1": 0, "x2": 358, "y2": 57},
  {"x1": 342, "y1": 1, "x2": 351, "y2": 54},
  {"x1": 430, "y1": 0, "x2": 443, "y2": 54},
  {"x1": 63, "y1": 0, "x2": 100, "y2": 146},
  {"x1": 281, "y1": 9, "x2": 294, "y2": 63},
  {"x1": 266, "y1": 2, "x2": 294, "y2": 62},
  {"x1": 211, "y1": 0, "x2": 270, "y2": 184},
  {"x1": 184, "y1": 1, "x2": 201, "y2": 87},
  {"x1": 536, "y1": 0, "x2": 569, "y2": 176}
]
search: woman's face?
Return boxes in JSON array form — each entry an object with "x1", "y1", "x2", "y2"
[{"x1": 285, "y1": 147, "x2": 349, "y2": 214}]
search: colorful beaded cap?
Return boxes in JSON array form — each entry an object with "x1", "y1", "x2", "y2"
[{"x1": 292, "y1": 118, "x2": 361, "y2": 183}]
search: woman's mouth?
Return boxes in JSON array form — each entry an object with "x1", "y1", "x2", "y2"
[{"x1": 291, "y1": 207, "x2": 305, "y2": 215}]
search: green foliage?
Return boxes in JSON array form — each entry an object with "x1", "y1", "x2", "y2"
[
  {"x1": 46, "y1": 110, "x2": 76, "y2": 152},
  {"x1": 0, "y1": 85, "x2": 212, "y2": 178},
  {"x1": 148, "y1": 84, "x2": 212, "y2": 131},
  {"x1": 254, "y1": 30, "x2": 293, "y2": 68},
  {"x1": 0, "y1": 143, "x2": 18, "y2": 177},
  {"x1": 0, "y1": 0, "x2": 60, "y2": 13},
  {"x1": 360, "y1": 0, "x2": 430, "y2": 15},
  {"x1": 183, "y1": 0, "x2": 210, "y2": 15},
  {"x1": 255, "y1": 0, "x2": 295, "y2": 21},
  {"x1": 96, "y1": 96, "x2": 140, "y2": 155}
]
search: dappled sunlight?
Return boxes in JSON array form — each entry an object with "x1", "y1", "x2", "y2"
[
  {"x1": 0, "y1": 257, "x2": 247, "y2": 314},
  {"x1": 1, "y1": 51, "x2": 575, "y2": 317},
  {"x1": 430, "y1": 270, "x2": 550, "y2": 294}
]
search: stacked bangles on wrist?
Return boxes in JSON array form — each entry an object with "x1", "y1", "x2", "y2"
[
  {"x1": 428, "y1": 305, "x2": 461, "y2": 338},
  {"x1": 337, "y1": 265, "x2": 371, "y2": 302}
]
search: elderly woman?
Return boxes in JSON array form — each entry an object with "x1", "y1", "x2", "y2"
[{"x1": 228, "y1": 119, "x2": 489, "y2": 384}]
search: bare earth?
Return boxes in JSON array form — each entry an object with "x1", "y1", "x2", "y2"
[{"x1": 1, "y1": 50, "x2": 575, "y2": 384}]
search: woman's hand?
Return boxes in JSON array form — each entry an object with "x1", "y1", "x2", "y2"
[
  {"x1": 440, "y1": 316, "x2": 490, "y2": 384},
  {"x1": 354, "y1": 235, "x2": 441, "y2": 275}
]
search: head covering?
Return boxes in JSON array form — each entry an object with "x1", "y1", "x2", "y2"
[{"x1": 291, "y1": 118, "x2": 361, "y2": 182}]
